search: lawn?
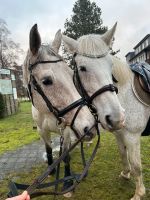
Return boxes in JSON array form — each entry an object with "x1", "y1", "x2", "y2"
[
  {"x1": 0, "y1": 102, "x2": 150, "y2": 200},
  {"x1": 0, "y1": 102, "x2": 39, "y2": 155}
]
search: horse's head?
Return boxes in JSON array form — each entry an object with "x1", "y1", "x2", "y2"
[
  {"x1": 62, "y1": 23, "x2": 125, "y2": 131},
  {"x1": 23, "y1": 24, "x2": 96, "y2": 140}
]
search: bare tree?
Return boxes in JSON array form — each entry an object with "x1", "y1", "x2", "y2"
[{"x1": 0, "y1": 18, "x2": 23, "y2": 69}]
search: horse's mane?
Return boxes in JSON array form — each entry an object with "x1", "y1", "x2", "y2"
[
  {"x1": 111, "y1": 56, "x2": 132, "y2": 85},
  {"x1": 77, "y1": 34, "x2": 109, "y2": 56},
  {"x1": 23, "y1": 50, "x2": 30, "y2": 88}
]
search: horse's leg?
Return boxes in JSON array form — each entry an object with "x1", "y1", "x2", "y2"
[
  {"x1": 115, "y1": 133, "x2": 131, "y2": 179},
  {"x1": 62, "y1": 128, "x2": 73, "y2": 197},
  {"x1": 37, "y1": 127, "x2": 55, "y2": 175},
  {"x1": 124, "y1": 133, "x2": 145, "y2": 200},
  {"x1": 45, "y1": 143, "x2": 56, "y2": 175},
  {"x1": 62, "y1": 153, "x2": 73, "y2": 192}
]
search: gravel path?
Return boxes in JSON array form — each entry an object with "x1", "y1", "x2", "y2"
[{"x1": 0, "y1": 137, "x2": 60, "y2": 180}]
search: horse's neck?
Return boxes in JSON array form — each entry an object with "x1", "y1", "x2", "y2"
[
  {"x1": 111, "y1": 55, "x2": 134, "y2": 102},
  {"x1": 32, "y1": 105, "x2": 58, "y2": 133}
]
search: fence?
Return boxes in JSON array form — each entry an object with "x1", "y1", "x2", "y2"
[{"x1": 2, "y1": 94, "x2": 18, "y2": 116}]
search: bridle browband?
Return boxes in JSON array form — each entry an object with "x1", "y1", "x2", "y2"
[{"x1": 75, "y1": 51, "x2": 108, "y2": 59}]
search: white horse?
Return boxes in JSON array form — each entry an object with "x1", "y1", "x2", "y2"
[
  {"x1": 62, "y1": 23, "x2": 150, "y2": 200},
  {"x1": 23, "y1": 24, "x2": 96, "y2": 195}
]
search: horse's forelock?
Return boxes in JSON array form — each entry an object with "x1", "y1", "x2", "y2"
[
  {"x1": 38, "y1": 45, "x2": 52, "y2": 60},
  {"x1": 77, "y1": 34, "x2": 108, "y2": 56}
]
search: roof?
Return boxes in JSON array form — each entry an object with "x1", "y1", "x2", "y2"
[
  {"x1": 134, "y1": 34, "x2": 150, "y2": 49},
  {"x1": 125, "y1": 52, "x2": 134, "y2": 57}
]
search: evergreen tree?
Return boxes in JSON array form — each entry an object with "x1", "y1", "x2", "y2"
[{"x1": 64, "y1": 0, "x2": 107, "y2": 39}]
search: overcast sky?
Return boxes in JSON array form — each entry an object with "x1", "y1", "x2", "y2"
[{"x1": 0, "y1": 0, "x2": 150, "y2": 63}]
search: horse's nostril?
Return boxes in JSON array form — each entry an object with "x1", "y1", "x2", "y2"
[
  {"x1": 84, "y1": 126, "x2": 89, "y2": 134},
  {"x1": 105, "y1": 115, "x2": 113, "y2": 128}
]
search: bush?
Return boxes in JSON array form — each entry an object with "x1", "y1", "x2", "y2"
[{"x1": 0, "y1": 93, "x2": 5, "y2": 118}]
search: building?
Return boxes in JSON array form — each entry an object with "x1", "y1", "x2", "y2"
[
  {"x1": 126, "y1": 34, "x2": 150, "y2": 64},
  {"x1": 0, "y1": 68, "x2": 18, "y2": 116},
  {"x1": 0, "y1": 64, "x2": 28, "y2": 117}
]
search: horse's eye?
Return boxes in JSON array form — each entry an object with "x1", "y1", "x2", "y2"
[
  {"x1": 42, "y1": 77, "x2": 53, "y2": 86},
  {"x1": 80, "y1": 66, "x2": 87, "y2": 72}
]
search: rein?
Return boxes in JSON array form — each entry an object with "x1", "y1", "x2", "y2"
[{"x1": 8, "y1": 123, "x2": 100, "y2": 198}]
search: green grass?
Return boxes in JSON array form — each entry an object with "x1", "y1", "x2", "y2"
[
  {"x1": 0, "y1": 133, "x2": 150, "y2": 200},
  {"x1": 0, "y1": 103, "x2": 149, "y2": 199},
  {"x1": 0, "y1": 102, "x2": 39, "y2": 155}
]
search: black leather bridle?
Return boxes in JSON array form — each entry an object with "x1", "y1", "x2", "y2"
[
  {"x1": 71, "y1": 52, "x2": 118, "y2": 112},
  {"x1": 27, "y1": 49, "x2": 118, "y2": 126},
  {"x1": 28, "y1": 59, "x2": 85, "y2": 123}
]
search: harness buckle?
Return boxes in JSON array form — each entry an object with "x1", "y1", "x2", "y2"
[
  {"x1": 89, "y1": 104, "x2": 97, "y2": 115},
  {"x1": 56, "y1": 117, "x2": 66, "y2": 133}
]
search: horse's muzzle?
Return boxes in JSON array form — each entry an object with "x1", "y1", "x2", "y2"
[{"x1": 105, "y1": 111, "x2": 125, "y2": 131}]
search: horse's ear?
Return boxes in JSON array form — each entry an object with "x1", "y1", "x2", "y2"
[
  {"x1": 101, "y1": 22, "x2": 117, "y2": 48},
  {"x1": 51, "y1": 29, "x2": 62, "y2": 53},
  {"x1": 62, "y1": 35, "x2": 78, "y2": 53},
  {"x1": 30, "y1": 24, "x2": 41, "y2": 55}
]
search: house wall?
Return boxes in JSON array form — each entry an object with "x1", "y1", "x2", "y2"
[{"x1": 126, "y1": 35, "x2": 150, "y2": 65}]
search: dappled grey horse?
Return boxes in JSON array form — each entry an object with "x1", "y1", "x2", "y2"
[
  {"x1": 62, "y1": 23, "x2": 150, "y2": 200},
  {"x1": 23, "y1": 24, "x2": 96, "y2": 196}
]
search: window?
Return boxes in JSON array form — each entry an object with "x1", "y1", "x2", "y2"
[
  {"x1": 146, "y1": 39, "x2": 149, "y2": 47},
  {"x1": 135, "y1": 48, "x2": 138, "y2": 55}
]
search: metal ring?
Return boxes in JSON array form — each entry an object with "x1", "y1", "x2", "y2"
[{"x1": 56, "y1": 117, "x2": 66, "y2": 130}]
